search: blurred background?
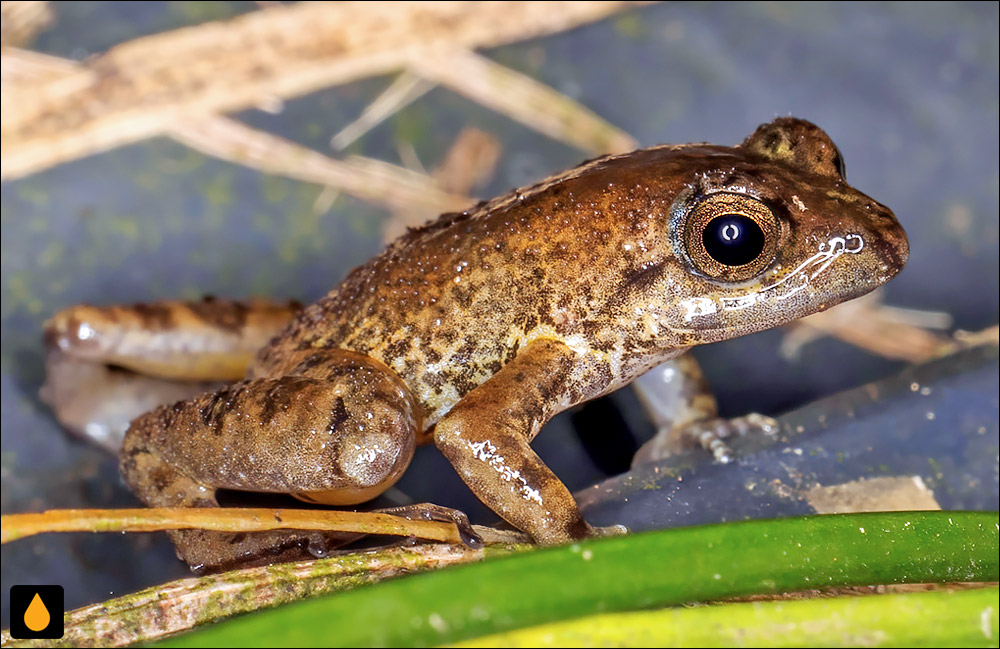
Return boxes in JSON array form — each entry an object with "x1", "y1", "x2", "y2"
[{"x1": 2, "y1": 1, "x2": 997, "y2": 624}]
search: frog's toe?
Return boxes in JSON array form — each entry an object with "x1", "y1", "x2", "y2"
[
  {"x1": 590, "y1": 523, "x2": 629, "y2": 538},
  {"x1": 375, "y1": 503, "x2": 483, "y2": 549},
  {"x1": 635, "y1": 413, "x2": 780, "y2": 466}
]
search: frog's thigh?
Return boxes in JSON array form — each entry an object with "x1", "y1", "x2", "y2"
[
  {"x1": 44, "y1": 298, "x2": 299, "y2": 382},
  {"x1": 121, "y1": 350, "x2": 419, "y2": 571},
  {"x1": 433, "y1": 339, "x2": 598, "y2": 544}
]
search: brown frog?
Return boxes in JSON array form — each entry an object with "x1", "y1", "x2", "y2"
[{"x1": 43, "y1": 118, "x2": 908, "y2": 572}]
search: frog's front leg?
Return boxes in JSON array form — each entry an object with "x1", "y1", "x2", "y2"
[
  {"x1": 121, "y1": 349, "x2": 419, "y2": 572},
  {"x1": 632, "y1": 353, "x2": 778, "y2": 465},
  {"x1": 433, "y1": 339, "x2": 623, "y2": 544}
]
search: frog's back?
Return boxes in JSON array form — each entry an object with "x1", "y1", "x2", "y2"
[
  {"x1": 251, "y1": 118, "x2": 908, "y2": 427},
  {"x1": 251, "y1": 147, "x2": 695, "y2": 422}
]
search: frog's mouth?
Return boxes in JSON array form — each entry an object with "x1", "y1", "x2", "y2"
[
  {"x1": 668, "y1": 231, "x2": 891, "y2": 341},
  {"x1": 725, "y1": 233, "x2": 867, "y2": 310}
]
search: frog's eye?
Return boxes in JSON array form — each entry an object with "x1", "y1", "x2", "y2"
[{"x1": 682, "y1": 193, "x2": 779, "y2": 282}]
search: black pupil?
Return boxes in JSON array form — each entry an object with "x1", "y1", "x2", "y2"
[{"x1": 702, "y1": 214, "x2": 765, "y2": 267}]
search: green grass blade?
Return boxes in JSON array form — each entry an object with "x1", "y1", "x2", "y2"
[
  {"x1": 451, "y1": 586, "x2": 1000, "y2": 648},
  {"x1": 161, "y1": 511, "x2": 999, "y2": 648}
]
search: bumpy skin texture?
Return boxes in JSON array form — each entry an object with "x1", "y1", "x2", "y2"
[{"x1": 47, "y1": 118, "x2": 908, "y2": 571}]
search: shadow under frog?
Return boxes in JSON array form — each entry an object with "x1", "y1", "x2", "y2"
[{"x1": 41, "y1": 118, "x2": 908, "y2": 572}]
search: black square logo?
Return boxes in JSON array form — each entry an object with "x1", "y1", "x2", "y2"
[{"x1": 9, "y1": 585, "x2": 64, "y2": 639}]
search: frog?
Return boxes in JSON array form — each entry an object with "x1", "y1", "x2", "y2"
[{"x1": 42, "y1": 117, "x2": 908, "y2": 572}]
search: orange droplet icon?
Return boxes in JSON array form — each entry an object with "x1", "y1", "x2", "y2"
[{"x1": 24, "y1": 593, "x2": 51, "y2": 632}]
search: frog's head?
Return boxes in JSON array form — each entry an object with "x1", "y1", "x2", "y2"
[{"x1": 662, "y1": 117, "x2": 908, "y2": 344}]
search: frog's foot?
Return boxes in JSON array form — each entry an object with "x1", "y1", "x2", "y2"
[
  {"x1": 634, "y1": 413, "x2": 779, "y2": 466},
  {"x1": 375, "y1": 503, "x2": 482, "y2": 549}
]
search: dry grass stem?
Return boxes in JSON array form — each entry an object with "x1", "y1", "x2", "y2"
[
  {"x1": 383, "y1": 127, "x2": 503, "y2": 242},
  {"x1": 411, "y1": 48, "x2": 638, "y2": 155},
  {"x1": 167, "y1": 117, "x2": 472, "y2": 215},
  {"x1": 0, "y1": 0, "x2": 53, "y2": 48},
  {"x1": 0, "y1": 540, "x2": 525, "y2": 648},
  {"x1": 782, "y1": 291, "x2": 969, "y2": 363},
  {"x1": 2, "y1": 1, "x2": 646, "y2": 179},
  {"x1": 331, "y1": 71, "x2": 435, "y2": 150},
  {"x1": 1, "y1": 507, "x2": 469, "y2": 545},
  {"x1": 2, "y1": 48, "x2": 466, "y2": 214},
  {"x1": 0, "y1": 47, "x2": 75, "y2": 84}
]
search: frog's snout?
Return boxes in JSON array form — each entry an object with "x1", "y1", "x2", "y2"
[{"x1": 866, "y1": 202, "x2": 909, "y2": 282}]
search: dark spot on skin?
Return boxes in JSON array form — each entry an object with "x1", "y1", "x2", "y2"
[
  {"x1": 761, "y1": 196, "x2": 795, "y2": 240},
  {"x1": 519, "y1": 312, "x2": 540, "y2": 332},
  {"x1": 581, "y1": 320, "x2": 604, "y2": 340},
  {"x1": 867, "y1": 235, "x2": 907, "y2": 270},
  {"x1": 617, "y1": 261, "x2": 666, "y2": 296},
  {"x1": 483, "y1": 358, "x2": 503, "y2": 375},
  {"x1": 292, "y1": 353, "x2": 326, "y2": 373},
  {"x1": 132, "y1": 303, "x2": 175, "y2": 330},
  {"x1": 149, "y1": 467, "x2": 174, "y2": 492},
  {"x1": 449, "y1": 285, "x2": 474, "y2": 309},
  {"x1": 406, "y1": 210, "x2": 475, "y2": 238},
  {"x1": 327, "y1": 397, "x2": 350, "y2": 433},
  {"x1": 453, "y1": 338, "x2": 479, "y2": 364},
  {"x1": 382, "y1": 338, "x2": 410, "y2": 366},
  {"x1": 424, "y1": 347, "x2": 442, "y2": 364},
  {"x1": 567, "y1": 516, "x2": 591, "y2": 540},
  {"x1": 422, "y1": 369, "x2": 447, "y2": 392},
  {"x1": 257, "y1": 381, "x2": 301, "y2": 428},
  {"x1": 448, "y1": 373, "x2": 477, "y2": 399},
  {"x1": 758, "y1": 130, "x2": 784, "y2": 155},
  {"x1": 200, "y1": 385, "x2": 241, "y2": 435}
]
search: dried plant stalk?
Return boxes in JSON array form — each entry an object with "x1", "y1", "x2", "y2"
[
  {"x1": 383, "y1": 127, "x2": 503, "y2": 242},
  {"x1": 331, "y1": 72, "x2": 435, "y2": 150},
  {"x1": 0, "y1": 540, "x2": 525, "y2": 648},
  {"x1": 0, "y1": 47, "x2": 77, "y2": 84},
  {"x1": 1, "y1": 507, "x2": 467, "y2": 545},
  {"x1": 168, "y1": 117, "x2": 472, "y2": 215},
  {"x1": 782, "y1": 292, "x2": 959, "y2": 363},
  {"x1": 0, "y1": 0, "x2": 53, "y2": 48},
  {"x1": 411, "y1": 48, "x2": 638, "y2": 154},
  {"x1": 2, "y1": 48, "x2": 468, "y2": 215},
  {"x1": 2, "y1": 1, "x2": 647, "y2": 179}
]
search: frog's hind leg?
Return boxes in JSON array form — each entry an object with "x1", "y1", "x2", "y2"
[
  {"x1": 120, "y1": 349, "x2": 421, "y2": 572},
  {"x1": 44, "y1": 297, "x2": 300, "y2": 381},
  {"x1": 41, "y1": 353, "x2": 222, "y2": 453},
  {"x1": 41, "y1": 298, "x2": 300, "y2": 450},
  {"x1": 631, "y1": 353, "x2": 778, "y2": 465}
]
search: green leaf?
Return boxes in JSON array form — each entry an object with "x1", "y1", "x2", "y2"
[
  {"x1": 452, "y1": 586, "x2": 1000, "y2": 647},
  {"x1": 161, "y1": 511, "x2": 999, "y2": 648}
]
